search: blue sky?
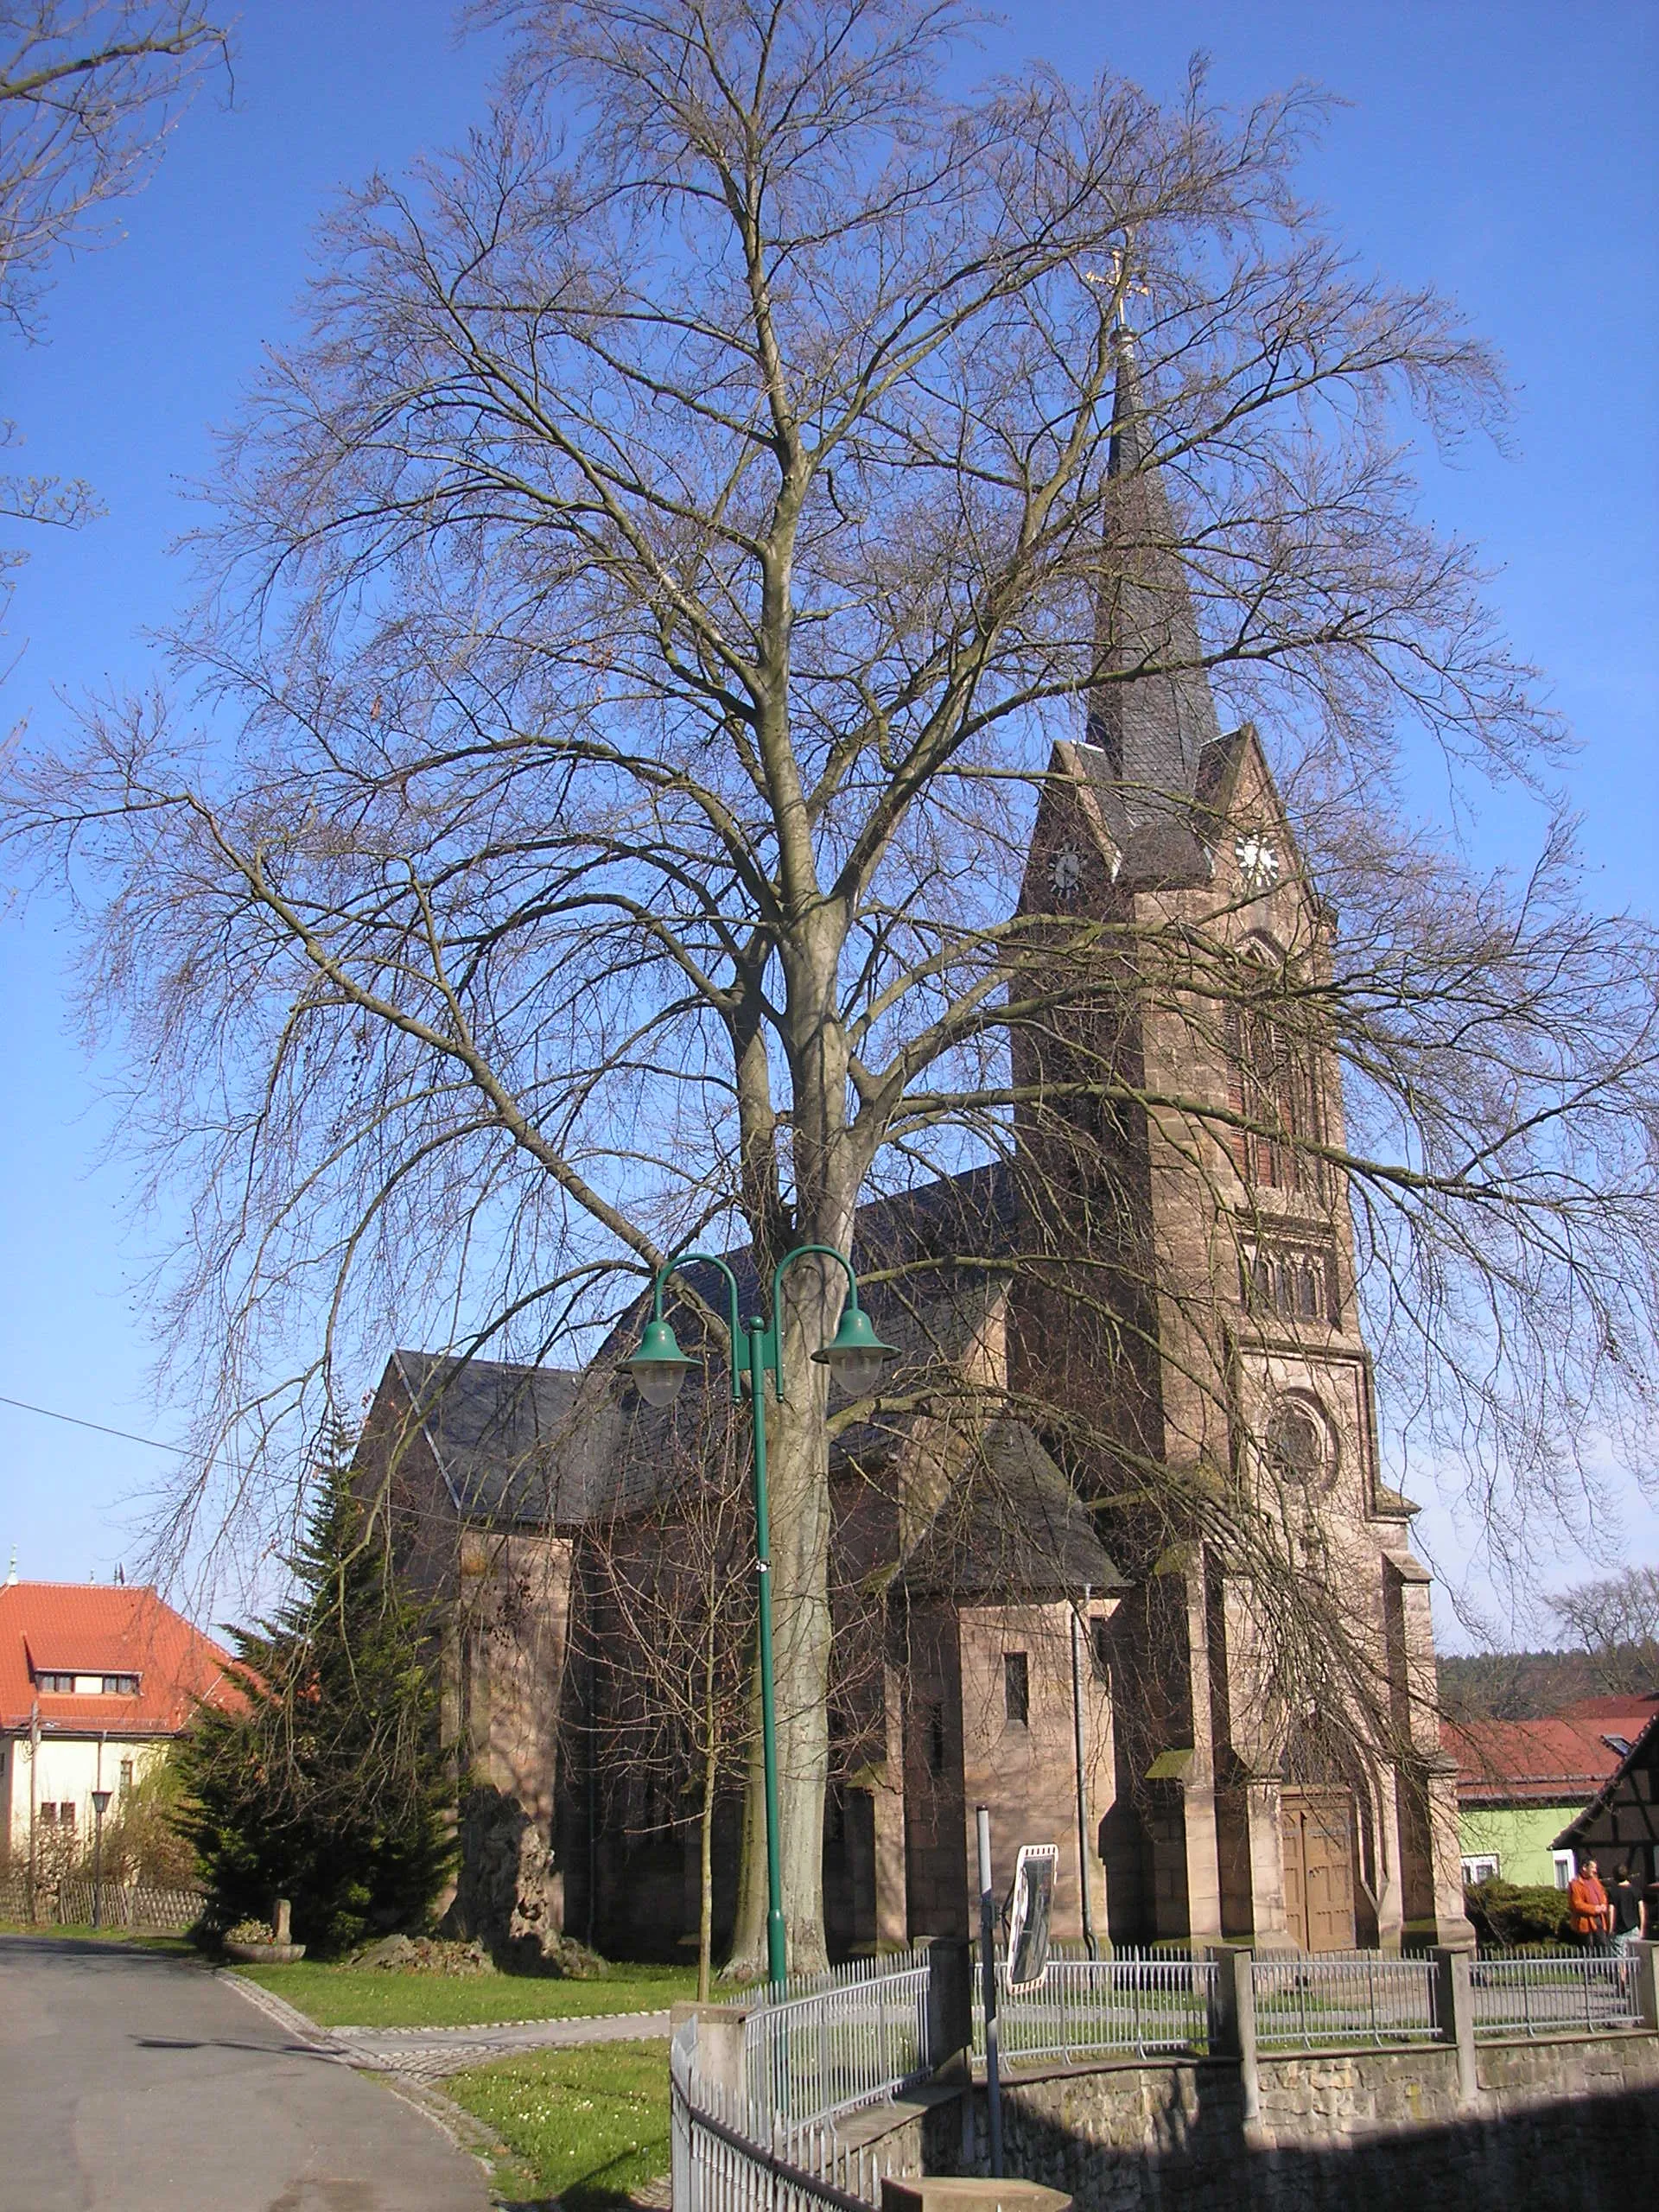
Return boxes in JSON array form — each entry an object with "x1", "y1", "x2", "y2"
[{"x1": 0, "y1": 2, "x2": 1654, "y2": 1637}]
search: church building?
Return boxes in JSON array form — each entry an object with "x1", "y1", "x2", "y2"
[{"x1": 358, "y1": 331, "x2": 1473, "y2": 1965}]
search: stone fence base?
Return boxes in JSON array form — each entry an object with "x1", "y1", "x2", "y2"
[{"x1": 927, "y1": 2032, "x2": 1659, "y2": 2211}]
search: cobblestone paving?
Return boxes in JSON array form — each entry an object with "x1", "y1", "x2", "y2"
[
  {"x1": 336, "y1": 2008, "x2": 674, "y2": 2082},
  {"x1": 222, "y1": 1972, "x2": 672, "y2": 2082}
]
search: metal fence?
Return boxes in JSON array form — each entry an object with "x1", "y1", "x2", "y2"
[
  {"x1": 672, "y1": 1937, "x2": 1656, "y2": 2212},
  {"x1": 676, "y1": 2014, "x2": 905, "y2": 2212},
  {"x1": 1470, "y1": 1951, "x2": 1643, "y2": 2038},
  {"x1": 971, "y1": 1946, "x2": 1217, "y2": 2064},
  {"x1": 0, "y1": 1872, "x2": 206, "y2": 1932},
  {"x1": 743, "y1": 1948, "x2": 933, "y2": 2127},
  {"x1": 1251, "y1": 1951, "x2": 1440, "y2": 2050}
]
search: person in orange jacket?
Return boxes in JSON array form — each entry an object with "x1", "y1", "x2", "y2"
[{"x1": 1567, "y1": 1858, "x2": 1611, "y2": 1955}]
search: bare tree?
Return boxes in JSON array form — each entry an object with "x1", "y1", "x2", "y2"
[
  {"x1": 593, "y1": 1442, "x2": 760, "y2": 1999},
  {"x1": 0, "y1": 3, "x2": 228, "y2": 602},
  {"x1": 1549, "y1": 1567, "x2": 1659, "y2": 1698},
  {"x1": 582, "y1": 1388, "x2": 758, "y2": 1996},
  {"x1": 7, "y1": 0, "x2": 1659, "y2": 1969}
]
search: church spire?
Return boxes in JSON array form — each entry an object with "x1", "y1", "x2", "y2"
[{"x1": 1084, "y1": 321, "x2": 1220, "y2": 829}]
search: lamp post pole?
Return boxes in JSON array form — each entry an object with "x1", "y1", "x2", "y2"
[
  {"x1": 747, "y1": 1318, "x2": 787, "y2": 1986},
  {"x1": 91, "y1": 1789, "x2": 111, "y2": 1931},
  {"x1": 626, "y1": 1243, "x2": 894, "y2": 1989}
]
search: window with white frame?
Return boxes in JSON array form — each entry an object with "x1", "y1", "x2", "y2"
[
  {"x1": 1553, "y1": 1850, "x2": 1575, "y2": 1890},
  {"x1": 1461, "y1": 1853, "x2": 1501, "y2": 1885}
]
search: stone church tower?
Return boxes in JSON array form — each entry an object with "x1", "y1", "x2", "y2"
[{"x1": 1004, "y1": 327, "x2": 1472, "y2": 1951}]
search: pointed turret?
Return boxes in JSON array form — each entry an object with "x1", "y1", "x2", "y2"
[{"x1": 1079, "y1": 327, "x2": 1224, "y2": 876}]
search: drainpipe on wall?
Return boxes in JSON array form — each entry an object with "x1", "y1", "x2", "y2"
[{"x1": 1071, "y1": 1592, "x2": 1099, "y2": 1961}]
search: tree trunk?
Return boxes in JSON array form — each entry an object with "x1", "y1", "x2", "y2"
[
  {"x1": 698, "y1": 1737, "x2": 716, "y2": 2004},
  {"x1": 723, "y1": 1239, "x2": 851, "y2": 1978}
]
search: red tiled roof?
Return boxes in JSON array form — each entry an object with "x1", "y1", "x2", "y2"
[
  {"x1": 1555, "y1": 1693, "x2": 1659, "y2": 1724},
  {"x1": 1556, "y1": 1706, "x2": 1659, "y2": 1849},
  {"x1": 0, "y1": 1581, "x2": 236, "y2": 1736},
  {"x1": 1442, "y1": 1708, "x2": 1654, "y2": 1806}
]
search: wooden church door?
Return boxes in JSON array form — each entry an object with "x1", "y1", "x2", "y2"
[{"x1": 1281, "y1": 1789, "x2": 1357, "y2": 1951}]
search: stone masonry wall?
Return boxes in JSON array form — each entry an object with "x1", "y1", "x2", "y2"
[{"x1": 925, "y1": 2035, "x2": 1659, "y2": 2211}]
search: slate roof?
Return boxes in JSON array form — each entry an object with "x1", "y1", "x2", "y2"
[
  {"x1": 0, "y1": 1581, "x2": 235, "y2": 1737},
  {"x1": 1077, "y1": 331, "x2": 1225, "y2": 888},
  {"x1": 634, "y1": 1162, "x2": 1020, "y2": 1325},
  {"x1": 390, "y1": 1350, "x2": 602, "y2": 1526},
  {"x1": 895, "y1": 1419, "x2": 1126, "y2": 1601},
  {"x1": 380, "y1": 1161, "x2": 1039, "y2": 1537}
]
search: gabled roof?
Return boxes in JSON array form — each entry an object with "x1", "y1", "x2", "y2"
[
  {"x1": 1554, "y1": 1702, "x2": 1659, "y2": 1853},
  {"x1": 375, "y1": 1136, "x2": 1194, "y2": 1593},
  {"x1": 0, "y1": 1581, "x2": 234, "y2": 1736},
  {"x1": 1442, "y1": 1707, "x2": 1653, "y2": 1806},
  {"x1": 387, "y1": 1350, "x2": 606, "y2": 1526},
  {"x1": 895, "y1": 1418, "x2": 1126, "y2": 1602}
]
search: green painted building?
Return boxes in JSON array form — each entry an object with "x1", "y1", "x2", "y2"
[{"x1": 1448, "y1": 1701, "x2": 1655, "y2": 1888}]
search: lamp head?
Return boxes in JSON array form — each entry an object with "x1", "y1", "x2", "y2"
[
  {"x1": 91, "y1": 1789, "x2": 111, "y2": 1815},
  {"x1": 813, "y1": 1302, "x2": 896, "y2": 1399},
  {"x1": 623, "y1": 1315, "x2": 694, "y2": 1408}
]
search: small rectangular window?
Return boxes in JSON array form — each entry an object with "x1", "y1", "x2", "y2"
[
  {"x1": 1553, "y1": 1850, "x2": 1575, "y2": 1891},
  {"x1": 59, "y1": 1800, "x2": 74, "y2": 1828},
  {"x1": 36, "y1": 1671, "x2": 73, "y2": 1694},
  {"x1": 118, "y1": 1759, "x2": 135, "y2": 1797},
  {"x1": 102, "y1": 1675, "x2": 139, "y2": 1696},
  {"x1": 1003, "y1": 1652, "x2": 1029, "y2": 1728},
  {"x1": 38, "y1": 1802, "x2": 55, "y2": 1825},
  {"x1": 925, "y1": 1701, "x2": 946, "y2": 1777}
]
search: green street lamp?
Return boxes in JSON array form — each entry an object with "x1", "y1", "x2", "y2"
[{"x1": 624, "y1": 1243, "x2": 895, "y2": 1986}]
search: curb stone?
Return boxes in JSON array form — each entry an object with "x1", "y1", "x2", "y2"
[{"x1": 217, "y1": 1965, "x2": 353, "y2": 2058}]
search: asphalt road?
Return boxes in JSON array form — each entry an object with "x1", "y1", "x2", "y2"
[{"x1": 0, "y1": 1935, "x2": 493, "y2": 2212}]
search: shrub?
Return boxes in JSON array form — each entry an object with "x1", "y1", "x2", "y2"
[
  {"x1": 1465, "y1": 1878, "x2": 1575, "y2": 1948},
  {"x1": 96, "y1": 1756, "x2": 199, "y2": 1890}
]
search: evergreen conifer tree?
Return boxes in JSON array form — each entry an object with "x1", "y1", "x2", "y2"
[{"x1": 179, "y1": 1434, "x2": 451, "y2": 1953}]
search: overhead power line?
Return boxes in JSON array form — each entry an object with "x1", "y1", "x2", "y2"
[{"x1": 0, "y1": 1392, "x2": 189, "y2": 1455}]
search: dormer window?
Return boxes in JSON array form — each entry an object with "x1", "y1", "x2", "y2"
[{"x1": 32, "y1": 1669, "x2": 140, "y2": 1694}]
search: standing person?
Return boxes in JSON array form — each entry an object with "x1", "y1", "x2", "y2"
[
  {"x1": 1642, "y1": 1866, "x2": 1659, "y2": 1942},
  {"x1": 1567, "y1": 1858, "x2": 1611, "y2": 1955},
  {"x1": 1610, "y1": 1866, "x2": 1642, "y2": 1954}
]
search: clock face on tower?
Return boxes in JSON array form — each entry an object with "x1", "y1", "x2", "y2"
[
  {"x1": 1235, "y1": 830, "x2": 1280, "y2": 896},
  {"x1": 1049, "y1": 847, "x2": 1083, "y2": 901}
]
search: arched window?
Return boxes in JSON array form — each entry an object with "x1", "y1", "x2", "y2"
[{"x1": 1225, "y1": 945, "x2": 1322, "y2": 1195}]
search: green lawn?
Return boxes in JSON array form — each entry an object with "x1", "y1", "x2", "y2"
[
  {"x1": 233, "y1": 1957, "x2": 697, "y2": 2029},
  {"x1": 447, "y1": 2039, "x2": 671, "y2": 2209},
  {"x1": 0, "y1": 1925, "x2": 196, "y2": 1956}
]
